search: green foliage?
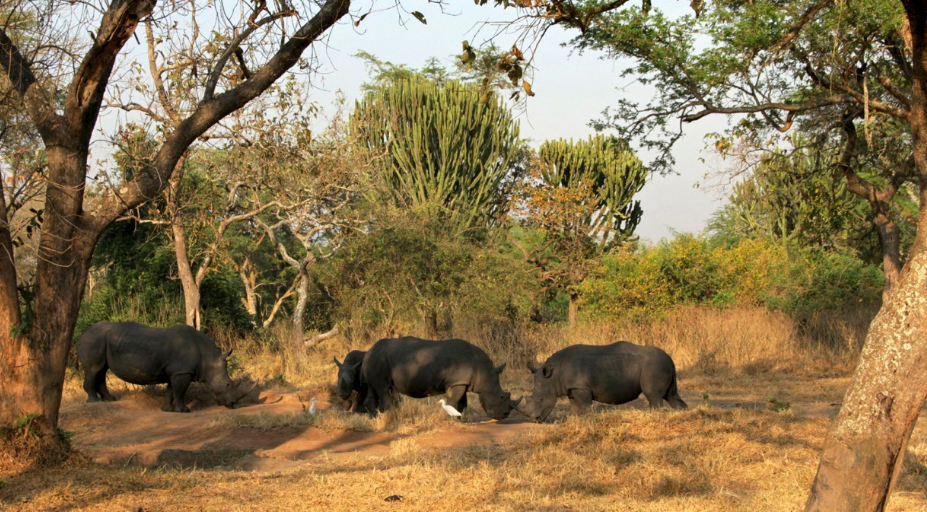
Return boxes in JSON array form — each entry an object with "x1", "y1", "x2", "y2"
[
  {"x1": 319, "y1": 217, "x2": 538, "y2": 336},
  {"x1": 352, "y1": 78, "x2": 523, "y2": 235},
  {"x1": 579, "y1": 234, "x2": 883, "y2": 320},
  {"x1": 574, "y1": 0, "x2": 912, "y2": 176}
]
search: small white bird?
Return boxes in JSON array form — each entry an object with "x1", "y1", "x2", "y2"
[
  {"x1": 308, "y1": 397, "x2": 317, "y2": 417},
  {"x1": 438, "y1": 399, "x2": 462, "y2": 418}
]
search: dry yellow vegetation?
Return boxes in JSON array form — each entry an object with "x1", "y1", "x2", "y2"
[{"x1": 2, "y1": 306, "x2": 925, "y2": 511}]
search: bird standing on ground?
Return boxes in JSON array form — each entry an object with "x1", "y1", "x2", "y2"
[
  {"x1": 438, "y1": 399, "x2": 462, "y2": 418},
  {"x1": 308, "y1": 397, "x2": 317, "y2": 417}
]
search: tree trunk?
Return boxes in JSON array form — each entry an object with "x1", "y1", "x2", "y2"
[
  {"x1": 165, "y1": 156, "x2": 202, "y2": 330},
  {"x1": 291, "y1": 265, "x2": 310, "y2": 341},
  {"x1": 239, "y1": 258, "x2": 260, "y2": 321},
  {"x1": 873, "y1": 206, "x2": 902, "y2": 295},
  {"x1": 806, "y1": 5, "x2": 927, "y2": 508},
  {"x1": 568, "y1": 293, "x2": 579, "y2": 328},
  {"x1": 172, "y1": 214, "x2": 202, "y2": 330},
  {"x1": 0, "y1": 147, "x2": 96, "y2": 432}
]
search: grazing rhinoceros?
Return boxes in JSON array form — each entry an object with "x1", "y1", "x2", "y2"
[
  {"x1": 77, "y1": 321, "x2": 242, "y2": 413},
  {"x1": 519, "y1": 341, "x2": 687, "y2": 423},
  {"x1": 333, "y1": 350, "x2": 368, "y2": 413},
  {"x1": 361, "y1": 336, "x2": 521, "y2": 420}
]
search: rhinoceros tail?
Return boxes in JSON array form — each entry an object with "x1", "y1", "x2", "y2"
[{"x1": 665, "y1": 374, "x2": 688, "y2": 410}]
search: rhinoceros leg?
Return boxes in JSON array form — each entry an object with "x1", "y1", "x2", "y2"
[
  {"x1": 353, "y1": 386, "x2": 369, "y2": 414},
  {"x1": 97, "y1": 372, "x2": 117, "y2": 401},
  {"x1": 169, "y1": 373, "x2": 193, "y2": 413},
  {"x1": 446, "y1": 385, "x2": 468, "y2": 414},
  {"x1": 162, "y1": 384, "x2": 175, "y2": 412},
  {"x1": 161, "y1": 374, "x2": 193, "y2": 413},
  {"x1": 568, "y1": 388, "x2": 593, "y2": 415},
  {"x1": 643, "y1": 389, "x2": 667, "y2": 409},
  {"x1": 83, "y1": 369, "x2": 102, "y2": 402}
]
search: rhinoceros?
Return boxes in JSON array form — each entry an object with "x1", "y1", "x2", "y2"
[
  {"x1": 361, "y1": 336, "x2": 521, "y2": 420},
  {"x1": 519, "y1": 341, "x2": 687, "y2": 422},
  {"x1": 333, "y1": 350, "x2": 368, "y2": 413},
  {"x1": 77, "y1": 321, "x2": 243, "y2": 413}
]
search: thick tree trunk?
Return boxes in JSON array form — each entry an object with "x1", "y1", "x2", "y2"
[
  {"x1": 0, "y1": 147, "x2": 96, "y2": 432},
  {"x1": 806, "y1": 4, "x2": 927, "y2": 508}
]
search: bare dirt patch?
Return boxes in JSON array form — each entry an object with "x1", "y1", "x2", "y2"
[{"x1": 56, "y1": 371, "x2": 850, "y2": 474}]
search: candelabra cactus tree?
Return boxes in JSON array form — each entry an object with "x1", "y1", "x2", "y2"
[{"x1": 351, "y1": 78, "x2": 522, "y2": 234}]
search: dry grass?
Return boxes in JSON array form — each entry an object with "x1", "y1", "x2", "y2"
[
  {"x1": 6, "y1": 305, "x2": 923, "y2": 511},
  {"x1": 3, "y1": 403, "x2": 926, "y2": 511}
]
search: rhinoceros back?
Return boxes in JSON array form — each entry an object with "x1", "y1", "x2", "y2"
[
  {"x1": 550, "y1": 341, "x2": 677, "y2": 404},
  {"x1": 77, "y1": 321, "x2": 212, "y2": 386},
  {"x1": 363, "y1": 337, "x2": 492, "y2": 398}
]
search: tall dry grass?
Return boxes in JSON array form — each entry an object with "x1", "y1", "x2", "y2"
[{"x1": 206, "y1": 303, "x2": 873, "y2": 402}]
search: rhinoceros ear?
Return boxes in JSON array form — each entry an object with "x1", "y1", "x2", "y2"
[
  {"x1": 527, "y1": 363, "x2": 539, "y2": 374},
  {"x1": 542, "y1": 366, "x2": 554, "y2": 379},
  {"x1": 494, "y1": 362, "x2": 507, "y2": 375},
  {"x1": 333, "y1": 357, "x2": 343, "y2": 368}
]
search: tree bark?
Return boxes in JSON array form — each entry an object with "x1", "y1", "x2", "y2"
[
  {"x1": 0, "y1": 147, "x2": 97, "y2": 432},
  {"x1": 806, "y1": 3, "x2": 927, "y2": 509},
  {"x1": 291, "y1": 264, "x2": 310, "y2": 341},
  {"x1": 238, "y1": 257, "x2": 259, "y2": 319},
  {"x1": 873, "y1": 206, "x2": 903, "y2": 294}
]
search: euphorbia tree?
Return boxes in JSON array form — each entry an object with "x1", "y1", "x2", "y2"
[{"x1": 512, "y1": 135, "x2": 647, "y2": 325}]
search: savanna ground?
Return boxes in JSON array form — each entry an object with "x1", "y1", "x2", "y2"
[{"x1": 2, "y1": 306, "x2": 927, "y2": 511}]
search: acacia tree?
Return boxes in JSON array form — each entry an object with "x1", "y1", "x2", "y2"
[
  {"x1": 570, "y1": 0, "x2": 927, "y2": 508},
  {"x1": 575, "y1": 0, "x2": 916, "y2": 294},
  {"x1": 0, "y1": 0, "x2": 352, "y2": 433}
]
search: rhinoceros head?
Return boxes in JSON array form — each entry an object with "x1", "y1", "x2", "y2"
[
  {"x1": 477, "y1": 363, "x2": 523, "y2": 420},
  {"x1": 205, "y1": 349, "x2": 238, "y2": 408},
  {"x1": 333, "y1": 356, "x2": 362, "y2": 401},
  {"x1": 517, "y1": 362, "x2": 557, "y2": 423}
]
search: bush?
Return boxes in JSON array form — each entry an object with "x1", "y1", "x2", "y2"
[{"x1": 578, "y1": 235, "x2": 882, "y2": 320}]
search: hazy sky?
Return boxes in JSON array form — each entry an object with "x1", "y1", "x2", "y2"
[{"x1": 300, "y1": 1, "x2": 730, "y2": 242}]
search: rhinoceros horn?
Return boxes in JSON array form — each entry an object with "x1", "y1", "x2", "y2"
[
  {"x1": 511, "y1": 395, "x2": 523, "y2": 407},
  {"x1": 232, "y1": 378, "x2": 259, "y2": 405}
]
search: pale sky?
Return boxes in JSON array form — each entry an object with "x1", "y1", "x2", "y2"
[
  {"x1": 93, "y1": 1, "x2": 728, "y2": 243},
  {"x1": 300, "y1": 1, "x2": 728, "y2": 242}
]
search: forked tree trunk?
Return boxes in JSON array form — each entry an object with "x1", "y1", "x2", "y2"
[
  {"x1": 805, "y1": 187, "x2": 927, "y2": 510},
  {"x1": 806, "y1": 4, "x2": 927, "y2": 508}
]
